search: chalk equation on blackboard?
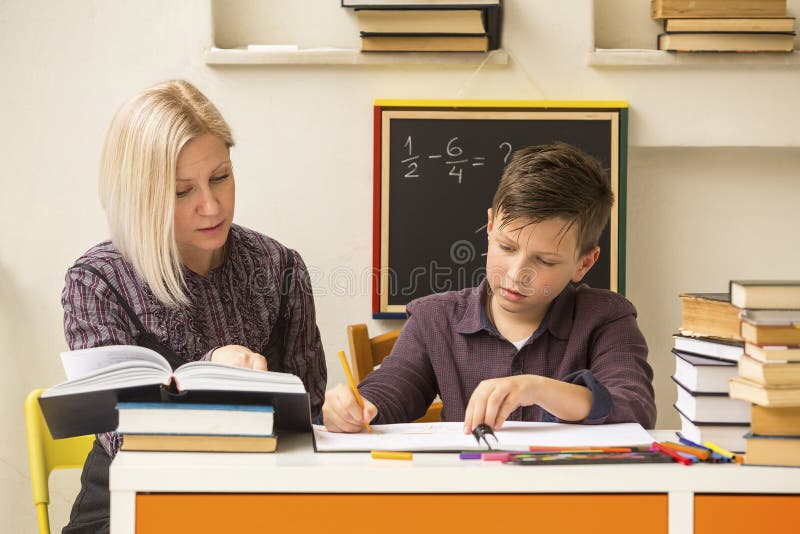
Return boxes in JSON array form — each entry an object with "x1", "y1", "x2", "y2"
[{"x1": 401, "y1": 135, "x2": 515, "y2": 183}]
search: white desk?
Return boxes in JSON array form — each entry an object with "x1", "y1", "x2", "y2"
[{"x1": 110, "y1": 430, "x2": 800, "y2": 534}]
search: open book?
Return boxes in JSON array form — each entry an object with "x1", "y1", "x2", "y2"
[
  {"x1": 40, "y1": 345, "x2": 311, "y2": 439},
  {"x1": 312, "y1": 421, "x2": 654, "y2": 452}
]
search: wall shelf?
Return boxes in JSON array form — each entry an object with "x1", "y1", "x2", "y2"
[
  {"x1": 205, "y1": 47, "x2": 509, "y2": 67},
  {"x1": 588, "y1": 48, "x2": 800, "y2": 68}
]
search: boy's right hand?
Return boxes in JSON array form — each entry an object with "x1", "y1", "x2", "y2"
[{"x1": 322, "y1": 383, "x2": 378, "y2": 433}]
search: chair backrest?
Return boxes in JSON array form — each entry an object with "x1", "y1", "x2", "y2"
[
  {"x1": 25, "y1": 388, "x2": 94, "y2": 534},
  {"x1": 346, "y1": 324, "x2": 443, "y2": 423}
]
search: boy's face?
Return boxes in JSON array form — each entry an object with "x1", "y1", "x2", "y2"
[{"x1": 485, "y1": 209, "x2": 599, "y2": 318}]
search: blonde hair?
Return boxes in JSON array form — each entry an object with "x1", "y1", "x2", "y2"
[{"x1": 99, "y1": 80, "x2": 234, "y2": 307}]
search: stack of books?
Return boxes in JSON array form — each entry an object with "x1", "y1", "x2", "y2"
[
  {"x1": 672, "y1": 292, "x2": 749, "y2": 453},
  {"x1": 727, "y1": 280, "x2": 800, "y2": 466},
  {"x1": 118, "y1": 402, "x2": 277, "y2": 452},
  {"x1": 651, "y1": 0, "x2": 796, "y2": 52},
  {"x1": 342, "y1": 0, "x2": 502, "y2": 52}
]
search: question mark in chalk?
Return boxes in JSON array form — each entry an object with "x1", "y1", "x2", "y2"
[{"x1": 499, "y1": 142, "x2": 513, "y2": 164}]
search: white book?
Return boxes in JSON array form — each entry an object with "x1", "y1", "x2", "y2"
[
  {"x1": 673, "y1": 349, "x2": 738, "y2": 393},
  {"x1": 677, "y1": 412, "x2": 748, "y2": 454},
  {"x1": 673, "y1": 334, "x2": 744, "y2": 362},
  {"x1": 674, "y1": 379, "x2": 750, "y2": 424},
  {"x1": 116, "y1": 402, "x2": 275, "y2": 436}
]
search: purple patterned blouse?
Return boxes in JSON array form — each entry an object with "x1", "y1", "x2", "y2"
[{"x1": 62, "y1": 224, "x2": 327, "y2": 456}]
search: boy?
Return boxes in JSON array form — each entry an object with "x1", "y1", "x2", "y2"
[{"x1": 323, "y1": 142, "x2": 655, "y2": 433}]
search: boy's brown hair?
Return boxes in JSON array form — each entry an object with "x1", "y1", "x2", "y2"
[{"x1": 491, "y1": 142, "x2": 614, "y2": 256}]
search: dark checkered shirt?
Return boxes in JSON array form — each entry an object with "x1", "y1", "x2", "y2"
[{"x1": 359, "y1": 280, "x2": 656, "y2": 428}]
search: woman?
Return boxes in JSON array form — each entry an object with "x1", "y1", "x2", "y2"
[{"x1": 61, "y1": 80, "x2": 327, "y2": 533}]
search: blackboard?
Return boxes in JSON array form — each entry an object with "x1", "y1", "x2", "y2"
[{"x1": 372, "y1": 102, "x2": 628, "y2": 318}]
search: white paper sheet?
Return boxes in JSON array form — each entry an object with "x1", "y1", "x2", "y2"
[{"x1": 313, "y1": 421, "x2": 654, "y2": 452}]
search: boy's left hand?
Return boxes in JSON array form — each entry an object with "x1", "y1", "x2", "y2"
[{"x1": 463, "y1": 375, "x2": 541, "y2": 433}]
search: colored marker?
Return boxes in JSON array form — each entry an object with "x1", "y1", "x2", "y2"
[
  {"x1": 659, "y1": 441, "x2": 710, "y2": 461},
  {"x1": 651, "y1": 442, "x2": 693, "y2": 466},
  {"x1": 371, "y1": 451, "x2": 413, "y2": 460},
  {"x1": 528, "y1": 446, "x2": 633, "y2": 453},
  {"x1": 481, "y1": 452, "x2": 512, "y2": 462},
  {"x1": 703, "y1": 441, "x2": 736, "y2": 461}
]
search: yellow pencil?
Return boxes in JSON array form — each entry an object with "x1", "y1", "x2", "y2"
[{"x1": 338, "y1": 350, "x2": 372, "y2": 433}]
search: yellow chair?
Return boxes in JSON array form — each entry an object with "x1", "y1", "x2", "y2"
[
  {"x1": 347, "y1": 324, "x2": 443, "y2": 423},
  {"x1": 25, "y1": 388, "x2": 94, "y2": 534}
]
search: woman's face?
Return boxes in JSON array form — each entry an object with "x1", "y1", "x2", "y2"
[{"x1": 174, "y1": 133, "x2": 235, "y2": 273}]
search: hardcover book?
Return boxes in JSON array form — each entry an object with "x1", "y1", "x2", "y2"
[
  {"x1": 39, "y1": 345, "x2": 311, "y2": 439},
  {"x1": 116, "y1": 402, "x2": 275, "y2": 436},
  {"x1": 745, "y1": 342, "x2": 800, "y2": 363},
  {"x1": 750, "y1": 405, "x2": 800, "y2": 436},
  {"x1": 675, "y1": 409, "x2": 748, "y2": 453},
  {"x1": 356, "y1": 9, "x2": 486, "y2": 33},
  {"x1": 361, "y1": 35, "x2": 489, "y2": 51},
  {"x1": 343, "y1": 0, "x2": 501, "y2": 7},
  {"x1": 651, "y1": 0, "x2": 786, "y2": 19},
  {"x1": 673, "y1": 334, "x2": 744, "y2": 362},
  {"x1": 729, "y1": 376, "x2": 800, "y2": 407},
  {"x1": 730, "y1": 279, "x2": 800, "y2": 309},
  {"x1": 740, "y1": 316, "x2": 800, "y2": 346},
  {"x1": 679, "y1": 292, "x2": 742, "y2": 341},
  {"x1": 674, "y1": 378, "x2": 751, "y2": 423},
  {"x1": 657, "y1": 32, "x2": 795, "y2": 53},
  {"x1": 744, "y1": 433, "x2": 800, "y2": 467},
  {"x1": 673, "y1": 349, "x2": 738, "y2": 394},
  {"x1": 664, "y1": 17, "x2": 795, "y2": 33},
  {"x1": 121, "y1": 433, "x2": 278, "y2": 453},
  {"x1": 738, "y1": 355, "x2": 800, "y2": 386}
]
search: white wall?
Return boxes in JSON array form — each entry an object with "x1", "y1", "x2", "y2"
[{"x1": 2, "y1": 1, "x2": 800, "y2": 531}]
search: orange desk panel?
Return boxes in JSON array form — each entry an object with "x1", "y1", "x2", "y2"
[
  {"x1": 695, "y1": 495, "x2": 800, "y2": 534},
  {"x1": 136, "y1": 493, "x2": 667, "y2": 534}
]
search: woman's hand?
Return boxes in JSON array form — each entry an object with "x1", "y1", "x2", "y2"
[{"x1": 211, "y1": 345, "x2": 268, "y2": 371}]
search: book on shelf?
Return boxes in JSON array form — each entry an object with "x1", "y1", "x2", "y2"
[
  {"x1": 673, "y1": 333, "x2": 744, "y2": 362},
  {"x1": 39, "y1": 345, "x2": 311, "y2": 439},
  {"x1": 664, "y1": 18, "x2": 796, "y2": 33},
  {"x1": 651, "y1": 0, "x2": 787, "y2": 19},
  {"x1": 673, "y1": 349, "x2": 738, "y2": 394},
  {"x1": 676, "y1": 410, "x2": 748, "y2": 453},
  {"x1": 744, "y1": 432, "x2": 800, "y2": 467},
  {"x1": 343, "y1": 0, "x2": 501, "y2": 7},
  {"x1": 679, "y1": 292, "x2": 742, "y2": 341},
  {"x1": 116, "y1": 402, "x2": 275, "y2": 436},
  {"x1": 356, "y1": 9, "x2": 486, "y2": 33},
  {"x1": 738, "y1": 355, "x2": 800, "y2": 386},
  {"x1": 120, "y1": 433, "x2": 277, "y2": 453},
  {"x1": 745, "y1": 342, "x2": 800, "y2": 363},
  {"x1": 740, "y1": 312, "x2": 800, "y2": 346},
  {"x1": 657, "y1": 32, "x2": 795, "y2": 53},
  {"x1": 730, "y1": 280, "x2": 800, "y2": 310},
  {"x1": 674, "y1": 378, "x2": 751, "y2": 423},
  {"x1": 750, "y1": 405, "x2": 800, "y2": 436},
  {"x1": 361, "y1": 35, "x2": 488, "y2": 51},
  {"x1": 729, "y1": 376, "x2": 800, "y2": 407}
]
